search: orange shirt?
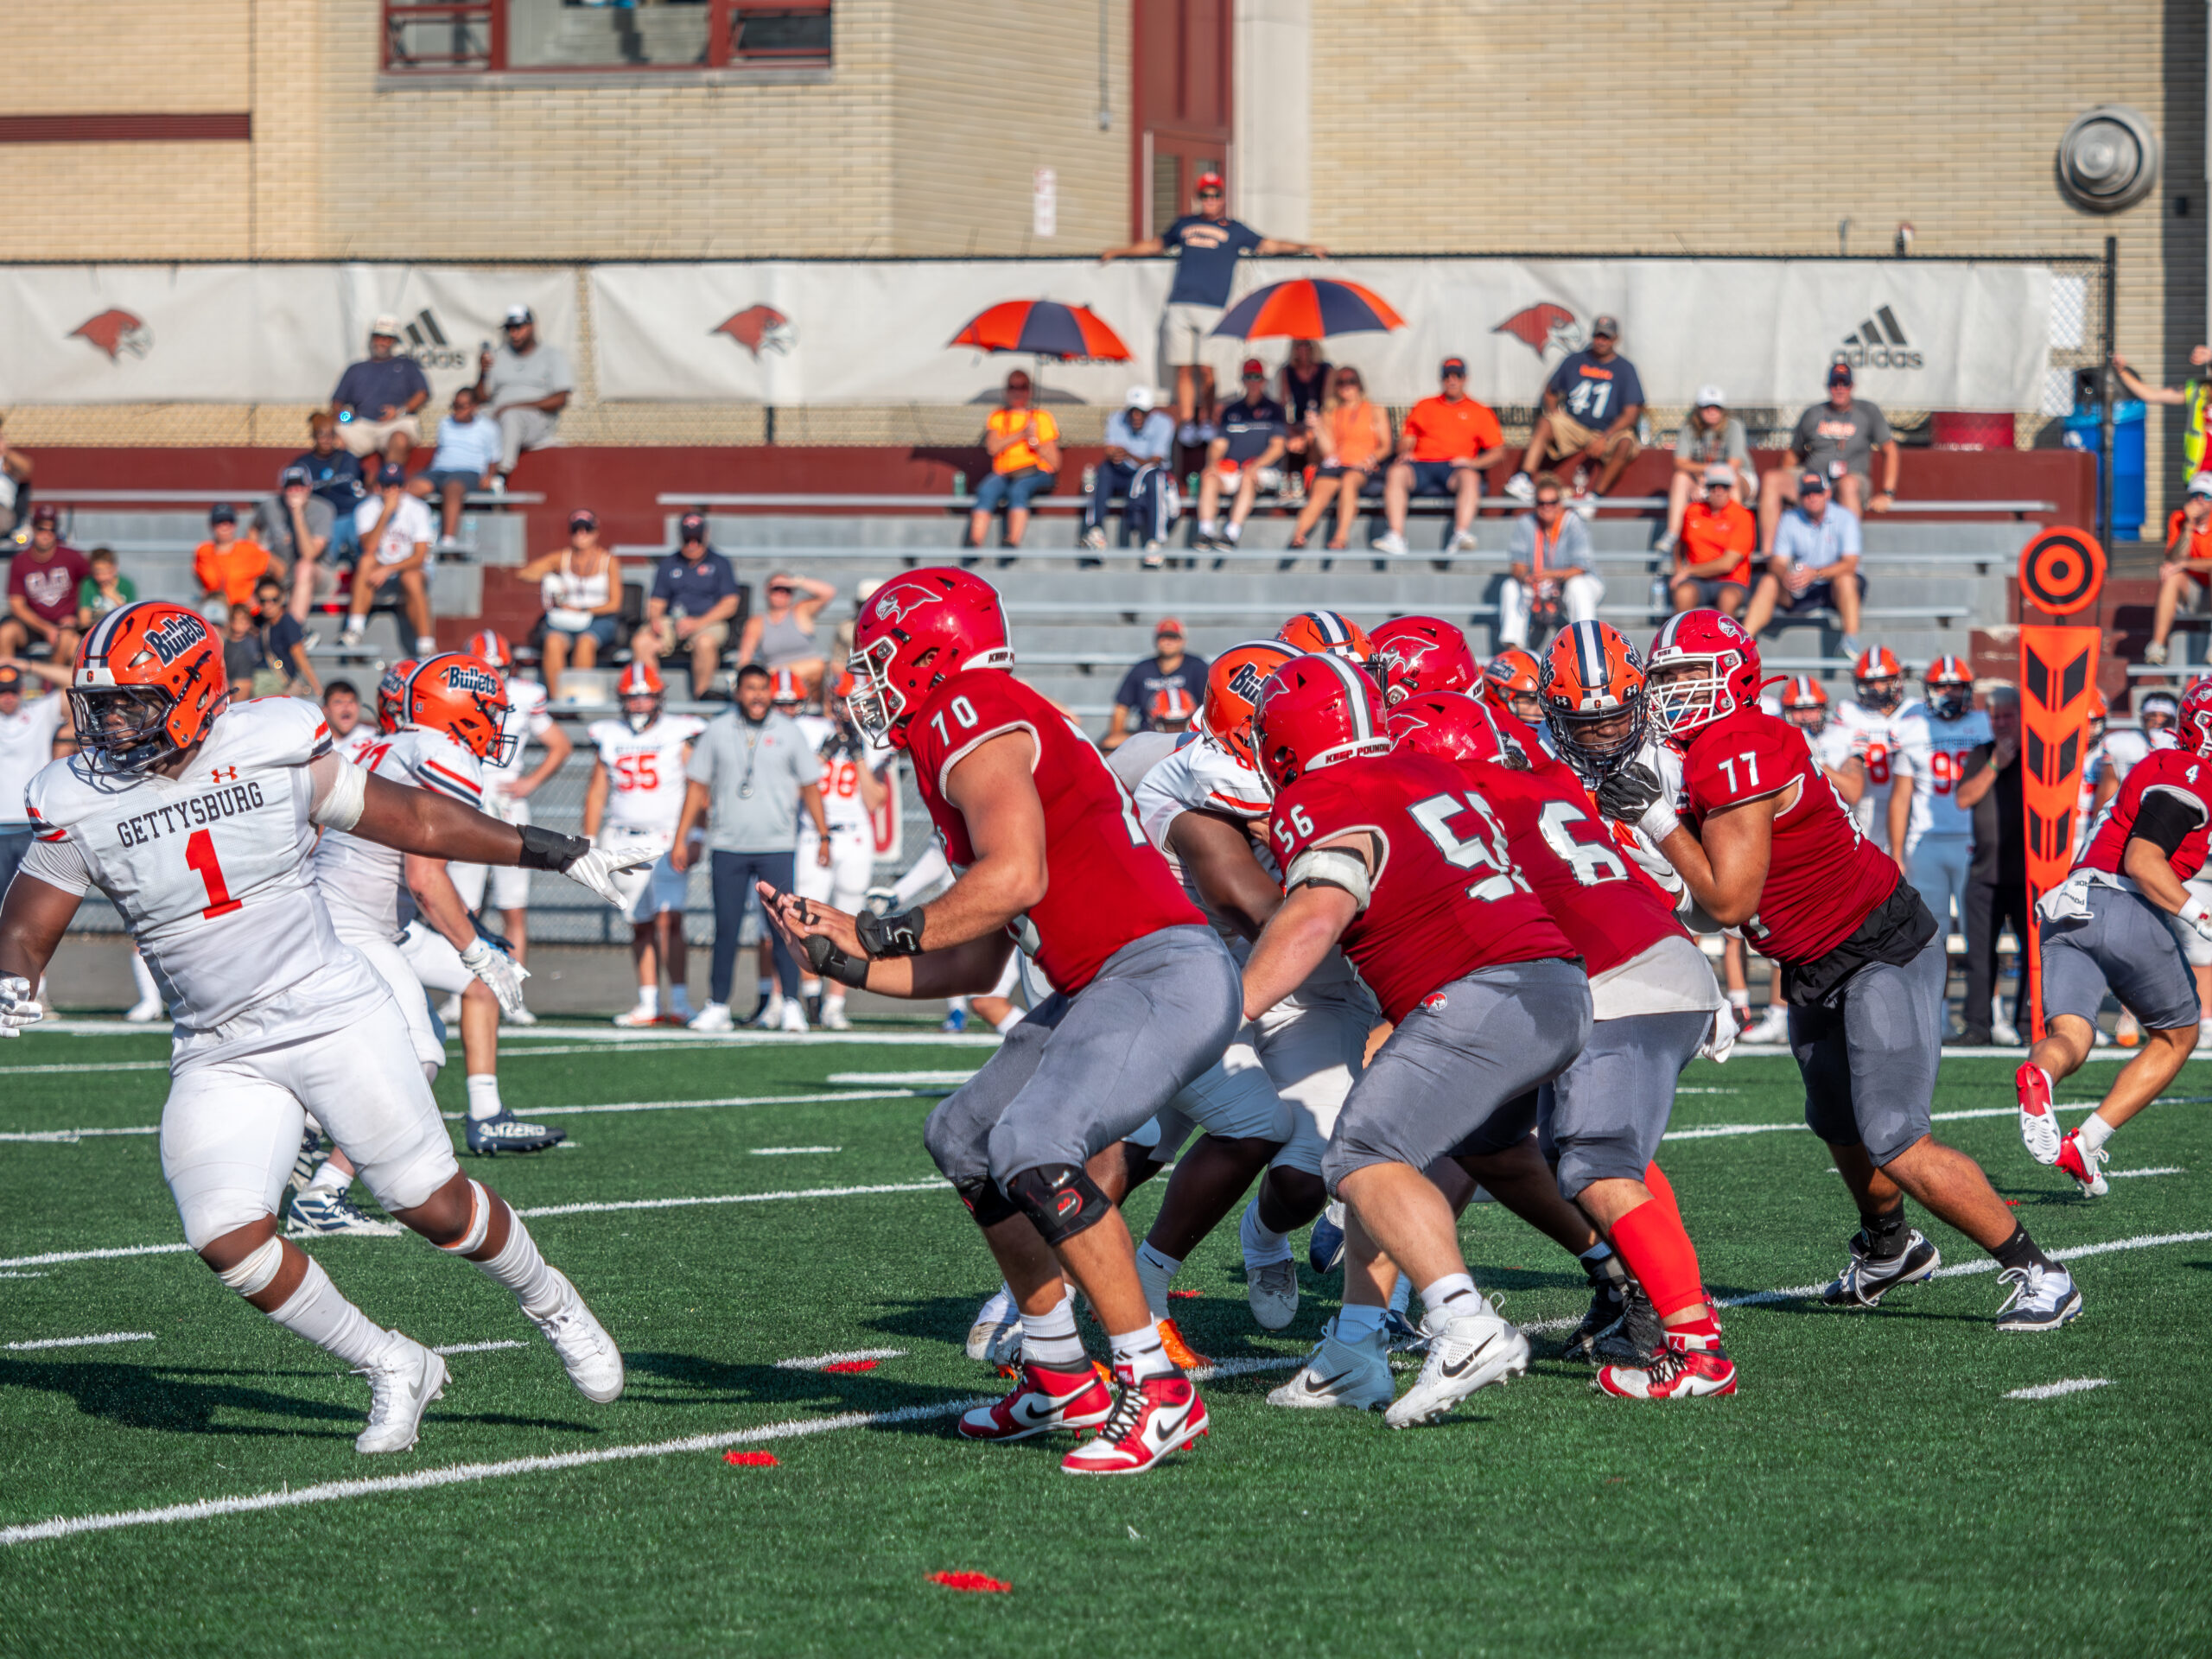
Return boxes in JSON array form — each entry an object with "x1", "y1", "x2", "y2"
[
  {"x1": 1678, "y1": 499, "x2": 1755, "y2": 587},
  {"x1": 2168, "y1": 507, "x2": 2212, "y2": 586},
  {"x1": 988, "y1": 406, "x2": 1059, "y2": 474},
  {"x1": 194, "y1": 537, "x2": 273, "y2": 607},
  {"x1": 1403, "y1": 394, "x2": 1503, "y2": 463},
  {"x1": 1325, "y1": 400, "x2": 1384, "y2": 469}
]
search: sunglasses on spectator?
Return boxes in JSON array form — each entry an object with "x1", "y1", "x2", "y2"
[
  {"x1": 1197, "y1": 188, "x2": 1224, "y2": 200},
  {"x1": 1535, "y1": 495, "x2": 1563, "y2": 509},
  {"x1": 1333, "y1": 375, "x2": 1361, "y2": 389},
  {"x1": 1007, "y1": 378, "x2": 1032, "y2": 391}
]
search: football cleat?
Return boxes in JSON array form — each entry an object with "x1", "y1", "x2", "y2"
[
  {"x1": 1308, "y1": 1204, "x2": 1347, "y2": 1274},
  {"x1": 286, "y1": 1186, "x2": 403, "y2": 1237},
  {"x1": 123, "y1": 998, "x2": 164, "y2": 1024},
  {"x1": 1820, "y1": 1227, "x2": 1942, "y2": 1308},
  {"x1": 354, "y1": 1335, "x2": 447, "y2": 1455},
  {"x1": 1741, "y1": 1006, "x2": 1790, "y2": 1046},
  {"x1": 1593, "y1": 1281, "x2": 1668, "y2": 1362},
  {"x1": 2054, "y1": 1129, "x2": 2109, "y2": 1197},
  {"x1": 1245, "y1": 1259, "x2": 1299, "y2": 1332},
  {"x1": 821, "y1": 1004, "x2": 853, "y2": 1032},
  {"x1": 965, "y1": 1284, "x2": 1020, "y2": 1363},
  {"x1": 940, "y1": 1007, "x2": 969, "y2": 1033},
  {"x1": 613, "y1": 1003, "x2": 660, "y2": 1028},
  {"x1": 1268, "y1": 1317, "x2": 1394, "y2": 1412},
  {"x1": 2016, "y1": 1062, "x2": 2062, "y2": 1165},
  {"x1": 1156, "y1": 1317, "x2": 1209, "y2": 1370},
  {"x1": 289, "y1": 1127, "x2": 324, "y2": 1194},
  {"x1": 1995, "y1": 1263, "x2": 2083, "y2": 1332},
  {"x1": 1561, "y1": 1280, "x2": 1626, "y2": 1363},
  {"x1": 957, "y1": 1360, "x2": 1113, "y2": 1442},
  {"x1": 524, "y1": 1268, "x2": 625, "y2": 1402},
  {"x1": 464, "y1": 1110, "x2": 567, "y2": 1157},
  {"x1": 778, "y1": 1000, "x2": 808, "y2": 1034},
  {"x1": 1594, "y1": 1334, "x2": 1738, "y2": 1400},
  {"x1": 687, "y1": 1002, "x2": 734, "y2": 1032},
  {"x1": 1061, "y1": 1373, "x2": 1209, "y2": 1475},
  {"x1": 1383, "y1": 1298, "x2": 1529, "y2": 1429},
  {"x1": 501, "y1": 1005, "x2": 537, "y2": 1027}
]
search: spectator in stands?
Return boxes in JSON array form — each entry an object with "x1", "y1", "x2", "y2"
[
  {"x1": 1, "y1": 505, "x2": 89, "y2": 664},
  {"x1": 340, "y1": 461, "x2": 437, "y2": 655},
  {"x1": 0, "y1": 663, "x2": 73, "y2": 904},
  {"x1": 738, "y1": 571, "x2": 836, "y2": 694},
  {"x1": 331, "y1": 315, "x2": 430, "y2": 462},
  {"x1": 1670, "y1": 464, "x2": 1757, "y2": 617},
  {"x1": 2112, "y1": 347, "x2": 2212, "y2": 487},
  {"x1": 1079, "y1": 386, "x2": 1178, "y2": 562},
  {"x1": 294, "y1": 411, "x2": 366, "y2": 567},
  {"x1": 1288, "y1": 367, "x2": 1391, "y2": 552},
  {"x1": 1498, "y1": 474, "x2": 1603, "y2": 649},
  {"x1": 1656, "y1": 385, "x2": 1753, "y2": 555},
  {"x1": 1275, "y1": 339, "x2": 1330, "y2": 493},
  {"x1": 74, "y1": 545, "x2": 134, "y2": 630},
  {"x1": 0, "y1": 413, "x2": 32, "y2": 535},
  {"x1": 1195, "y1": 359, "x2": 1288, "y2": 552},
  {"x1": 639, "y1": 511, "x2": 744, "y2": 697},
  {"x1": 2144, "y1": 470, "x2": 2212, "y2": 664},
  {"x1": 193, "y1": 502, "x2": 280, "y2": 617},
  {"x1": 966, "y1": 372, "x2": 1059, "y2": 552},
  {"x1": 1375, "y1": 355, "x2": 1506, "y2": 557},
  {"x1": 475, "y1": 304, "x2": 573, "y2": 487},
  {"x1": 1760, "y1": 361, "x2": 1897, "y2": 552},
  {"x1": 512, "y1": 508, "x2": 623, "y2": 689},
  {"x1": 255, "y1": 575, "x2": 318, "y2": 696},
  {"x1": 1505, "y1": 315, "x2": 1643, "y2": 518},
  {"x1": 1105, "y1": 618, "x2": 1209, "y2": 751},
  {"x1": 1099, "y1": 171, "x2": 1326, "y2": 442},
  {"x1": 1744, "y1": 469, "x2": 1864, "y2": 653},
  {"x1": 410, "y1": 384, "x2": 502, "y2": 552},
  {"x1": 253, "y1": 464, "x2": 334, "y2": 623},
  {"x1": 1956, "y1": 684, "x2": 2025, "y2": 1045},
  {"x1": 221, "y1": 601, "x2": 270, "y2": 700}
]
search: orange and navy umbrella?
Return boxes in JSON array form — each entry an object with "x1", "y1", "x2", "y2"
[
  {"x1": 1211, "y1": 278, "x2": 1405, "y2": 341},
  {"x1": 950, "y1": 301, "x2": 1132, "y2": 361}
]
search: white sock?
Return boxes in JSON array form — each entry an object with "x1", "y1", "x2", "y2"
[
  {"x1": 268, "y1": 1257, "x2": 394, "y2": 1368},
  {"x1": 306, "y1": 1158, "x2": 350, "y2": 1196},
  {"x1": 1336, "y1": 1302, "x2": 1387, "y2": 1343},
  {"x1": 1239, "y1": 1194, "x2": 1294, "y2": 1268},
  {"x1": 340, "y1": 618, "x2": 364, "y2": 639},
  {"x1": 2077, "y1": 1113, "x2": 2116, "y2": 1154},
  {"x1": 1109, "y1": 1323, "x2": 1178, "y2": 1382},
  {"x1": 130, "y1": 950, "x2": 161, "y2": 1006},
  {"x1": 1135, "y1": 1241, "x2": 1181, "y2": 1322},
  {"x1": 1198, "y1": 518, "x2": 1218, "y2": 537},
  {"x1": 1726, "y1": 988, "x2": 1750, "y2": 1012},
  {"x1": 465, "y1": 1074, "x2": 504, "y2": 1122},
  {"x1": 948, "y1": 995, "x2": 971, "y2": 1014},
  {"x1": 1389, "y1": 1274, "x2": 1413, "y2": 1316},
  {"x1": 1419, "y1": 1271, "x2": 1481, "y2": 1320},
  {"x1": 471, "y1": 1209, "x2": 564, "y2": 1319},
  {"x1": 1222, "y1": 521, "x2": 1242, "y2": 544},
  {"x1": 992, "y1": 1008, "x2": 1024, "y2": 1034},
  {"x1": 635, "y1": 985, "x2": 660, "y2": 1015},
  {"x1": 800, "y1": 976, "x2": 823, "y2": 998},
  {"x1": 414, "y1": 635, "x2": 437, "y2": 655},
  {"x1": 1020, "y1": 1288, "x2": 1084, "y2": 1368}
]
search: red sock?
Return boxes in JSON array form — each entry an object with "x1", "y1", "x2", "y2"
[
  {"x1": 1642, "y1": 1161, "x2": 1685, "y2": 1233},
  {"x1": 1609, "y1": 1197, "x2": 1708, "y2": 1321}
]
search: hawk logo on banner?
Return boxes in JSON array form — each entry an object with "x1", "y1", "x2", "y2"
[
  {"x1": 1492, "y1": 302, "x2": 1582, "y2": 359},
  {"x1": 70, "y1": 308, "x2": 154, "y2": 362},
  {"x1": 715, "y1": 305, "x2": 796, "y2": 359}
]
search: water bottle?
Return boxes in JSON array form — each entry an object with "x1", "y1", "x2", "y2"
[
  {"x1": 1649, "y1": 569, "x2": 1669, "y2": 615},
  {"x1": 951, "y1": 472, "x2": 968, "y2": 498},
  {"x1": 1081, "y1": 464, "x2": 1096, "y2": 495}
]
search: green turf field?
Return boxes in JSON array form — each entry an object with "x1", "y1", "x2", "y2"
[{"x1": 0, "y1": 1022, "x2": 2207, "y2": 1657}]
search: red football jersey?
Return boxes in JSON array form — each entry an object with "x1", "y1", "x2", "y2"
[
  {"x1": 1268, "y1": 749, "x2": 1575, "y2": 1024},
  {"x1": 904, "y1": 669, "x2": 1206, "y2": 994},
  {"x1": 2079, "y1": 747, "x2": 2212, "y2": 881},
  {"x1": 1679, "y1": 706, "x2": 1897, "y2": 963},
  {"x1": 1454, "y1": 742, "x2": 1687, "y2": 976}
]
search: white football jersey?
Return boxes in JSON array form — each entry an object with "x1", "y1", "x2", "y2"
[
  {"x1": 19, "y1": 698, "x2": 386, "y2": 1052},
  {"x1": 333, "y1": 723, "x2": 378, "y2": 766},
  {"x1": 1892, "y1": 703, "x2": 1991, "y2": 842},
  {"x1": 1832, "y1": 699, "x2": 1911, "y2": 837},
  {"x1": 795, "y1": 713, "x2": 888, "y2": 835},
  {"x1": 0, "y1": 692, "x2": 67, "y2": 829},
  {"x1": 588, "y1": 713, "x2": 705, "y2": 836},
  {"x1": 1544, "y1": 728, "x2": 1688, "y2": 900},
  {"x1": 312, "y1": 726, "x2": 486, "y2": 939},
  {"x1": 481, "y1": 677, "x2": 554, "y2": 800}
]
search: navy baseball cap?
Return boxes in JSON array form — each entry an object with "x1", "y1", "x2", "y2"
[
  {"x1": 569, "y1": 507, "x2": 598, "y2": 532},
  {"x1": 679, "y1": 511, "x2": 708, "y2": 541},
  {"x1": 1440, "y1": 356, "x2": 1468, "y2": 377},
  {"x1": 1798, "y1": 469, "x2": 1830, "y2": 496},
  {"x1": 375, "y1": 461, "x2": 406, "y2": 487},
  {"x1": 208, "y1": 502, "x2": 238, "y2": 524},
  {"x1": 1827, "y1": 361, "x2": 1854, "y2": 387},
  {"x1": 0, "y1": 665, "x2": 22, "y2": 694},
  {"x1": 1591, "y1": 315, "x2": 1620, "y2": 339},
  {"x1": 280, "y1": 463, "x2": 312, "y2": 488}
]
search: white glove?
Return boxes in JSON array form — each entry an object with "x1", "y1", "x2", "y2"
[
  {"x1": 1636, "y1": 797, "x2": 1682, "y2": 844},
  {"x1": 1699, "y1": 1003, "x2": 1738, "y2": 1065},
  {"x1": 2180, "y1": 895, "x2": 2212, "y2": 947},
  {"x1": 558, "y1": 844, "x2": 658, "y2": 910},
  {"x1": 459, "y1": 938, "x2": 531, "y2": 1017},
  {"x1": 0, "y1": 974, "x2": 43, "y2": 1039}
]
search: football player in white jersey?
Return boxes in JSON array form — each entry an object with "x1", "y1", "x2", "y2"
[
  {"x1": 1833, "y1": 645, "x2": 1911, "y2": 851},
  {"x1": 585, "y1": 660, "x2": 707, "y2": 1027},
  {"x1": 0, "y1": 603, "x2": 651, "y2": 1452},
  {"x1": 1888, "y1": 657, "x2": 1991, "y2": 956},
  {"x1": 446, "y1": 631, "x2": 570, "y2": 1014},
  {"x1": 793, "y1": 671, "x2": 889, "y2": 1030}
]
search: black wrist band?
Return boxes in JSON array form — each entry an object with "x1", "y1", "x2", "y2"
[
  {"x1": 855, "y1": 906, "x2": 925, "y2": 959},
  {"x1": 516, "y1": 823, "x2": 590, "y2": 872}
]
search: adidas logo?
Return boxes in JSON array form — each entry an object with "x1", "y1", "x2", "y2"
[
  {"x1": 1834, "y1": 306, "x2": 1923, "y2": 372},
  {"x1": 397, "y1": 308, "x2": 474, "y2": 372}
]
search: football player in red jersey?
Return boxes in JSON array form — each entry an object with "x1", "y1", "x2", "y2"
[
  {"x1": 2018, "y1": 677, "x2": 2212, "y2": 1196},
  {"x1": 1370, "y1": 614, "x2": 1480, "y2": 709},
  {"x1": 1603, "y1": 610, "x2": 2082, "y2": 1332},
  {"x1": 762, "y1": 568, "x2": 1242, "y2": 1476},
  {"x1": 1238, "y1": 653, "x2": 1589, "y2": 1427}
]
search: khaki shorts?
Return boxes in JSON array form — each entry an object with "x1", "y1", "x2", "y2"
[
  {"x1": 1160, "y1": 302, "x2": 1226, "y2": 370},
  {"x1": 1547, "y1": 409, "x2": 1640, "y2": 458},
  {"x1": 672, "y1": 619, "x2": 730, "y2": 653},
  {"x1": 339, "y1": 414, "x2": 423, "y2": 456}
]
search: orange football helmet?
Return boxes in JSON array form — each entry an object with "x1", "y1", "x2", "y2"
[
  {"x1": 1149, "y1": 685, "x2": 1198, "y2": 729},
  {"x1": 1923, "y1": 654, "x2": 1974, "y2": 721},
  {"x1": 71, "y1": 601, "x2": 228, "y2": 772},
  {"x1": 617, "y1": 659, "x2": 665, "y2": 733},
  {"x1": 1277, "y1": 610, "x2": 1375, "y2": 668},
  {"x1": 465, "y1": 629, "x2": 513, "y2": 671},
  {"x1": 1480, "y1": 646, "x2": 1544, "y2": 724},
  {"x1": 770, "y1": 666, "x2": 807, "y2": 709},
  {"x1": 1538, "y1": 621, "x2": 1647, "y2": 779},
  {"x1": 376, "y1": 658, "x2": 418, "y2": 735},
  {"x1": 1853, "y1": 645, "x2": 1904, "y2": 715},
  {"x1": 1198, "y1": 639, "x2": 1298, "y2": 770},
  {"x1": 404, "y1": 653, "x2": 515, "y2": 765},
  {"x1": 1778, "y1": 674, "x2": 1830, "y2": 733}
]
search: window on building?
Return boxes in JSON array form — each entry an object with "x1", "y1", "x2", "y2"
[{"x1": 383, "y1": 0, "x2": 831, "y2": 74}]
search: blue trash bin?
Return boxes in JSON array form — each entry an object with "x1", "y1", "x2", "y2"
[{"x1": 2062, "y1": 399, "x2": 2145, "y2": 540}]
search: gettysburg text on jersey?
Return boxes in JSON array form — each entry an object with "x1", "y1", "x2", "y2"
[{"x1": 115, "y1": 780, "x2": 267, "y2": 847}]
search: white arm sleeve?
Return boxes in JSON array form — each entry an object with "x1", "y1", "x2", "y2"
[
  {"x1": 16, "y1": 834, "x2": 93, "y2": 897},
  {"x1": 1284, "y1": 845, "x2": 1373, "y2": 912},
  {"x1": 308, "y1": 751, "x2": 369, "y2": 832}
]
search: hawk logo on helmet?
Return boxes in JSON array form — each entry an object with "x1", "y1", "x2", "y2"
[
  {"x1": 142, "y1": 613, "x2": 210, "y2": 665},
  {"x1": 873, "y1": 582, "x2": 945, "y2": 627},
  {"x1": 1381, "y1": 636, "x2": 1438, "y2": 674}
]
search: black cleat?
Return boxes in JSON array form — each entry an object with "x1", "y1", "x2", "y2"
[
  {"x1": 1593, "y1": 1281, "x2": 1667, "y2": 1363},
  {"x1": 1820, "y1": 1228, "x2": 1942, "y2": 1308},
  {"x1": 1561, "y1": 1281, "x2": 1626, "y2": 1363},
  {"x1": 465, "y1": 1110, "x2": 567, "y2": 1157}
]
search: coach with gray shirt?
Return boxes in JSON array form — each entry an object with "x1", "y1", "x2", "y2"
[{"x1": 673, "y1": 663, "x2": 830, "y2": 1031}]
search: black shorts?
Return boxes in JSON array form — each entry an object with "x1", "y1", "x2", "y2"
[
  {"x1": 1401, "y1": 460, "x2": 1471, "y2": 495},
  {"x1": 1675, "y1": 575, "x2": 1748, "y2": 607}
]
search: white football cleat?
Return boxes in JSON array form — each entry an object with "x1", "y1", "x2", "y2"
[
  {"x1": 123, "y1": 998, "x2": 164, "y2": 1024},
  {"x1": 821, "y1": 1003, "x2": 853, "y2": 1031},
  {"x1": 612, "y1": 1003, "x2": 659, "y2": 1028},
  {"x1": 501, "y1": 1005, "x2": 537, "y2": 1027},
  {"x1": 965, "y1": 1284, "x2": 1021, "y2": 1364},
  {"x1": 526, "y1": 1269, "x2": 626, "y2": 1402},
  {"x1": 687, "y1": 1002, "x2": 734, "y2": 1032},
  {"x1": 2016, "y1": 1063, "x2": 2062, "y2": 1165},
  {"x1": 1245, "y1": 1258, "x2": 1299, "y2": 1331},
  {"x1": 1741, "y1": 1006, "x2": 1790, "y2": 1046},
  {"x1": 1384, "y1": 1297, "x2": 1529, "y2": 1429},
  {"x1": 1995, "y1": 1263, "x2": 2083, "y2": 1332},
  {"x1": 354, "y1": 1335, "x2": 447, "y2": 1454},
  {"x1": 778, "y1": 999, "x2": 808, "y2": 1033},
  {"x1": 1267, "y1": 1317, "x2": 1394, "y2": 1411}
]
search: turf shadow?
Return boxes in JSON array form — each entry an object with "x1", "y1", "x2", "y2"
[
  {"x1": 619, "y1": 1348, "x2": 982, "y2": 1430},
  {"x1": 0, "y1": 1356, "x2": 359, "y2": 1439}
]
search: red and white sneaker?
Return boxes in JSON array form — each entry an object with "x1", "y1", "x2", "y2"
[
  {"x1": 956, "y1": 1360, "x2": 1113, "y2": 1442},
  {"x1": 2016, "y1": 1063, "x2": 2062, "y2": 1165},
  {"x1": 2054, "y1": 1128, "x2": 2109, "y2": 1197},
  {"x1": 1594, "y1": 1332, "x2": 1738, "y2": 1400},
  {"x1": 1061, "y1": 1372, "x2": 1209, "y2": 1476}
]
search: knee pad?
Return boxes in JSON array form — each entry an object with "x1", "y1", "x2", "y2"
[
  {"x1": 213, "y1": 1235, "x2": 285, "y2": 1297},
  {"x1": 952, "y1": 1174, "x2": 1020, "y2": 1230},
  {"x1": 1003, "y1": 1163, "x2": 1112, "y2": 1246},
  {"x1": 435, "y1": 1178, "x2": 491, "y2": 1255}
]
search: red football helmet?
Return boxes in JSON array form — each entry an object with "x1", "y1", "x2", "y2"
[
  {"x1": 1385, "y1": 688, "x2": 1517, "y2": 767},
  {"x1": 1249, "y1": 652, "x2": 1391, "y2": 795},
  {"x1": 1277, "y1": 610, "x2": 1375, "y2": 668},
  {"x1": 1370, "y1": 615, "x2": 1479, "y2": 708},
  {"x1": 70, "y1": 601, "x2": 228, "y2": 772},
  {"x1": 2180, "y1": 679, "x2": 2212, "y2": 757},
  {"x1": 1644, "y1": 609, "x2": 1763, "y2": 744},
  {"x1": 465, "y1": 629, "x2": 513, "y2": 671},
  {"x1": 1923, "y1": 654, "x2": 1973, "y2": 721},
  {"x1": 1539, "y1": 620, "x2": 1646, "y2": 779},
  {"x1": 1480, "y1": 646, "x2": 1544, "y2": 723},
  {"x1": 376, "y1": 658, "x2": 418, "y2": 735},
  {"x1": 1149, "y1": 685, "x2": 1198, "y2": 728},
  {"x1": 1198, "y1": 639, "x2": 1298, "y2": 769},
  {"x1": 1853, "y1": 645, "x2": 1905, "y2": 715},
  {"x1": 847, "y1": 567, "x2": 1014, "y2": 748},
  {"x1": 404, "y1": 653, "x2": 516, "y2": 765},
  {"x1": 1779, "y1": 674, "x2": 1830, "y2": 733},
  {"x1": 617, "y1": 659, "x2": 665, "y2": 733}
]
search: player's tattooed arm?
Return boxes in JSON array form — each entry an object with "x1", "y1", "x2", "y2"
[
  {"x1": 1167, "y1": 808, "x2": 1283, "y2": 940},
  {"x1": 1649, "y1": 794, "x2": 1777, "y2": 929}
]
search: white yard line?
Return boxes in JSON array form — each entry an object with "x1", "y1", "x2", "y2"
[
  {"x1": 2106, "y1": 1166, "x2": 2183, "y2": 1179},
  {"x1": 431, "y1": 1340, "x2": 531, "y2": 1357},
  {"x1": 515, "y1": 1181, "x2": 946, "y2": 1218},
  {"x1": 2004, "y1": 1377, "x2": 2112, "y2": 1401},
  {"x1": 0, "y1": 1243, "x2": 195, "y2": 1271},
  {"x1": 0, "y1": 1126, "x2": 160, "y2": 1144},
  {"x1": 773, "y1": 1348, "x2": 908, "y2": 1370},
  {"x1": 0, "y1": 1061, "x2": 168, "y2": 1075},
  {"x1": 4, "y1": 1332, "x2": 154, "y2": 1351},
  {"x1": 752, "y1": 1147, "x2": 841, "y2": 1156},
  {"x1": 824, "y1": 1071, "x2": 977, "y2": 1087}
]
